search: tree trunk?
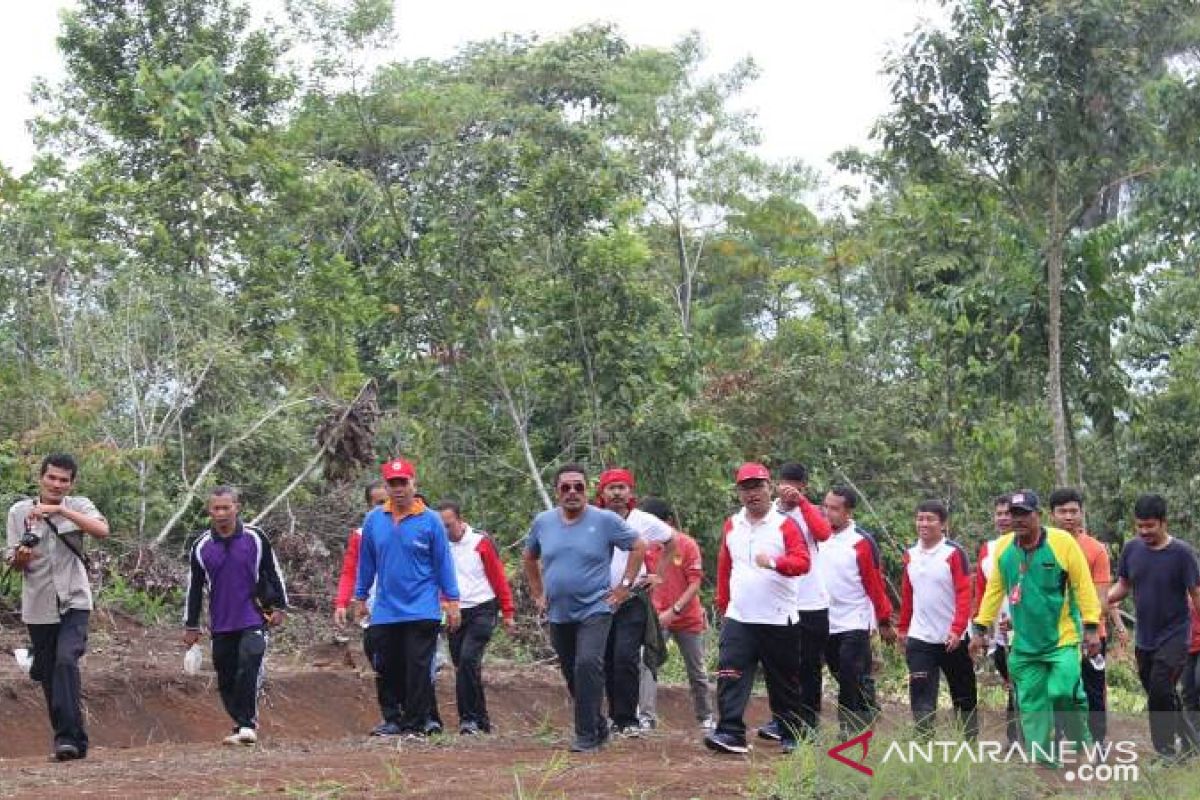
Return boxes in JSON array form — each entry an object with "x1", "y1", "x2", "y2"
[{"x1": 1046, "y1": 196, "x2": 1070, "y2": 486}]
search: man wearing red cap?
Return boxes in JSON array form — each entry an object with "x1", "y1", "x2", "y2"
[
  {"x1": 706, "y1": 462, "x2": 811, "y2": 755},
  {"x1": 595, "y1": 467, "x2": 676, "y2": 737},
  {"x1": 352, "y1": 458, "x2": 461, "y2": 737}
]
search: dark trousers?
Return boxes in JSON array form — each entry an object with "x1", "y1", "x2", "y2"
[
  {"x1": 906, "y1": 636, "x2": 979, "y2": 739},
  {"x1": 550, "y1": 613, "x2": 613, "y2": 747},
  {"x1": 1182, "y1": 651, "x2": 1200, "y2": 733},
  {"x1": 211, "y1": 626, "x2": 268, "y2": 730},
  {"x1": 993, "y1": 644, "x2": 1022, "y2": 744},
  {"x1": 449, "y1": 600, "x2": 498, "y2": 729},
  {"x1": 785, "y1": 609, "x2": 827, "y2": 737},
  {"x1": 605, "y1": 596, "x2": 647, "y2": 729},
  {"x1": 1079, "y1": 638, "x2": 1108, "y2": 743},
  {"x1": 716, "y1": 618, "x2": 803, "y2": 742},
  {"x1": 1136, "y1": 638, "x2": 1200, "y2": 756},
  {"x1": 28, "y1": 610, "x2": 90, "y2": 754},
  {"x1": 826, "y1": 629, "x2": 872, "y2": 737},
  {"x1": 362, "y1": 626, "x2": 400, "y2": 723},
  {"x1": 369, "y1": 620, "x2": 439, "y2": 733}
]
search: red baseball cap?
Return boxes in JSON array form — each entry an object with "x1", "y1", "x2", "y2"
[
  {"x1": 380, "y1": 458, "x2": 416, "y2": 481},
  {"x1": 735, "y1": 462, "x2": 770, "y2": 484}
]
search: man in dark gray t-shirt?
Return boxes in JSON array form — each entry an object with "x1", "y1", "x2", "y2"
[
  {"x1": 1109, "y1": 493, "x2": 1200, "y2": 761},
  {"x1": 523, "y1": 463, "x2": 644, "y2": 753}
]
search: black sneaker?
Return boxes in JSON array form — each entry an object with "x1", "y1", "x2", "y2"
[
  {"x1": 459, "y1": 720, "x2": 481, "y2": 736},
  {"x1": 611, "y1": 724, "x2": 641, "y2": 739},
  {"x1": 53, "y1": 743, "x2": 81, "y2": 762},
  {"x1": 422, "y1": 720, "x2": 444, "y2": 736},
  {"x1": 756, "y1": 720, "x2": 783, "y2": 742},
  {"x1": 704, "y1": 731, "x2": 750, "y2": 754},
  {"x1": 370, "y1": 720, "x2": 404, "y2": 737},
  {"x1": 569, "y1": 738, "x2": 603, "y2": 753}
]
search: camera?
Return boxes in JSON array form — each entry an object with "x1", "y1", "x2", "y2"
[{"x1": 20, "y1": 531, "x2": 39, "y2": 549}]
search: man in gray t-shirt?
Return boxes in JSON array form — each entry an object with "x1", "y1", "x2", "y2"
[
  {"x1": 5, "y1": 454, "x2": 109, "y2": 762},
  {"x1": 523, "y1": 463, "x2": 644, "y2": 752}
]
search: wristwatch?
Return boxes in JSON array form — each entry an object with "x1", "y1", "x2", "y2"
[
  {"x1": 671, "y1": 603, "x2": 683, "y2": 614},
  {"x1": 620, "y1": 577, "x2": 634, "y2": 589}
]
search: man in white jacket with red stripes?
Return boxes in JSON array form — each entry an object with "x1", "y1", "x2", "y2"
[
  {"x1": 821, "y1": 485, "x2": 896, "y2": 738},
  {"x1": 438, "y1": 501, "x2": 515, "y2": 736},
  {"x1": 705, "y1": 463, "x2": 811, "y2": 755},
  {"x1": 898, "y1": 499, "x2": 978, "y2": 739}
]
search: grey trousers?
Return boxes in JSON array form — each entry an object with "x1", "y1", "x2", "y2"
[{"x1": 638, "y1": 629, "x2": 712, "y2": 722}]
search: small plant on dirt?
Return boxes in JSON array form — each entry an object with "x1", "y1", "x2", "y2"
[
  {"x1": 532, "y1": 710, "x2": 559, "y2": 745},
  {"x1": 380, "y1": 760, "x2": 408, "y2": 792},
  {"x1": 281, "y1": 780, "x2": 348, "y2": 800},
  {"x1": 512, "y1": 751, "x2": 570, "y2": 800},
  {"x1": 98, "y1": 572, "x2": 181, "y2": 625}
]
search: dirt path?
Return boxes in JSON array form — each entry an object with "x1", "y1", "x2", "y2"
[{"x1": 0, "y1": 615, "x2": 771, "y2": 798}]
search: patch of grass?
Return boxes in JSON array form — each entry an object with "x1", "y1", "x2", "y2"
[
  {"x1": 512, "y1": 751, "x2": 570, "y2": 800},
  {"x1": 98, "y1": 573, "x2": 180, "y2": 625},
  {"x1": 281, "y1": 780, "x2": 349, "y2": 800}
]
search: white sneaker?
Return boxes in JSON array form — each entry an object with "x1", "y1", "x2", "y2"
[
  {"x1": 700, "y1": 716, "x2": 716, "y2": 731},
  {"x1": 223, "y1": 727, "x2": 257, "y2": 746}
]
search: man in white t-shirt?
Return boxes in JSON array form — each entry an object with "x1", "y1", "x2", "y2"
[{"x1": 596, "y1": 468, "x2": 676, "y2": 737}]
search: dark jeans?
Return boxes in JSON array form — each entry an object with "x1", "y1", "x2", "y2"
[
  {"x1": 906, "y1": 636, "x2": 978, "y2": 739},
  {"x1": 826, "y1": 629, "x2": 872, "y2": 737},
  {"x1": 796, "y1": 609, "x2": 829, "y2": 736},
  {"x1": 28, "y1": 610, "x2": 90, "y2": 754},
  {"x1": 716, "y1": 618, "x2": 803, "y2": 742},
  {"x1": 1136, "y1": 638, "x2": 1200, "y2": 756},
  {"x1": 550, "y1": 613, "x2": 613, "y2": 747},
  {"x1": 1183, "y1": 651, "x2": 1200, "y2": 733},
  {"x1": 1080, "y1": 637, "x2": 1108, "y2": 743},
  {"x1": 368, "y1": 620, "x2": 440, "y2": 733},
  {"x1": 449, "y1": 600, "x2": 498, "y2": 729},
  {"x1": 211, "y1": 625, "x2": 268, "y2": 730},
  {"x1": 605, "y1": 596, "x2": 647, "y2": 729},
  {"x1": 993, "y1": 644, "x2": 1022, "y2": 744},
  {"x1": 362, "y1": 626, "x2": 400, "y2": 723}
]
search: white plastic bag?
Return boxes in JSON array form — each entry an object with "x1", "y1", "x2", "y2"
[
  {"x1": 183, "y1": 643, "x2": 204, "y2": 675},
  {"x1": 13, "y1": 648, "x2": 32, "y2": 675}
]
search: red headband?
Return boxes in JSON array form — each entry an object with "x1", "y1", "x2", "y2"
[{"x1": 596, "y1": 468, "x2": 637, "y2": 509}]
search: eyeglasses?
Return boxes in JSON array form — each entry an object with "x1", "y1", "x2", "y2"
[{"x1": 557, "y1": 482, "x2": 587, "y2": 494}]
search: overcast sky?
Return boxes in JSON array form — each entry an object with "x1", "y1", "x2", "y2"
[{"x1": 0, "y1": 0, "x2": 938, "y2": 178}]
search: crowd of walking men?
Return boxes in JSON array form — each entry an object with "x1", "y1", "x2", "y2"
[{"x1": 6, "y1": 452, "x2": 1200, "y2": 768}]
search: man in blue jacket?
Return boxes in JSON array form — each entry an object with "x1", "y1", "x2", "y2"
[
  {"x1": 352, "y1": 458, "x2": 461, "y2": 737},
  {"x1": 184, "y1": 486, "x2": 288, "y2": 746}
]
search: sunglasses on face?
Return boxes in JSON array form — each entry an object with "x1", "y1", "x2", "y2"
[{"x1": 557, "y1": 482, "x2": 587, "y2": 494}]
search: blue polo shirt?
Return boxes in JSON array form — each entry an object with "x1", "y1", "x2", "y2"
[
  {"x1": 524, "y1": 505, "x2": 638, "y2": 624},
  {"x1": 355, "y1": 501, "x2": 459, "y2": 624}
]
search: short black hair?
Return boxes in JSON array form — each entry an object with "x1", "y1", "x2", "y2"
[
  {"x1": 437, "y1": 499, "x2": 462, "y2": 517},
  {"x1": 994, "y1": 493, "x2": 1011, "y2": 508},
  {"x1": 553, "y1": 463, "x2": 588, "y2": 484},
  {"x1": 1133, "y1": 493, "x2": 1167, "y2": 522},
  {"x1": 40, "y1": 453, "x2": 78, "y2": 480},
  {"x1": 916, "y1": 499, "x2": 948, "y2": 522},
  {"x1": 363, "y1": 480, "x2": 383, "y2": 505},
  {"x1": 779, "y1": 462, "x2": 809, "y2": 483},
  {"x1": 829, "y1": 485, "x2": 857, "y2": 510},
  {"x1": 638, "y1": 497, "x2": 675, "y2": 525},
  {"x1": 1048, "y1": 487, "x2": 1084, "y2": 510}
]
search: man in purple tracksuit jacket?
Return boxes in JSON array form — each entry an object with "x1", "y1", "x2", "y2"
[{"x1": 184, "y1": 486, "x2": 289, "y2": 745}]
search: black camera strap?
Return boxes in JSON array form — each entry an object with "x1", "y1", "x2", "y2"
[{"x1": 44, "y1": 517, "x2": 92, "y2": 572}]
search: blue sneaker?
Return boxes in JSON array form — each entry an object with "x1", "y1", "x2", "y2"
[
  {"x1": 370, "y1": 720, "x2": 403, "y2": 737},
  {"x1": 704, "y1": 731, "x2": 750, "y2": 754},
  {"x1": 757, "y1": 720, "x2": 783, "y2": 742}
]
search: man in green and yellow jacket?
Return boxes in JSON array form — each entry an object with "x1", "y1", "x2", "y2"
[{"x1": 970, "y1": 491, "x2": 1101, "y2": 764}]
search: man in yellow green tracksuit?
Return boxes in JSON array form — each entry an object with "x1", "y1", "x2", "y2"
[{"x1": 970, "y1": 491, "x2": 1101, "y2": 764}]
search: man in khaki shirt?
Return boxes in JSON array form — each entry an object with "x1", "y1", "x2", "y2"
[{"x1": 5, "y1": 454, "x2": 109, "y2": 761}]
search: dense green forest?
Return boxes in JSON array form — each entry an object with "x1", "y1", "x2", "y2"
[{"x1": 3, "y1": 0, "x2": 1200, "y2": 571}]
